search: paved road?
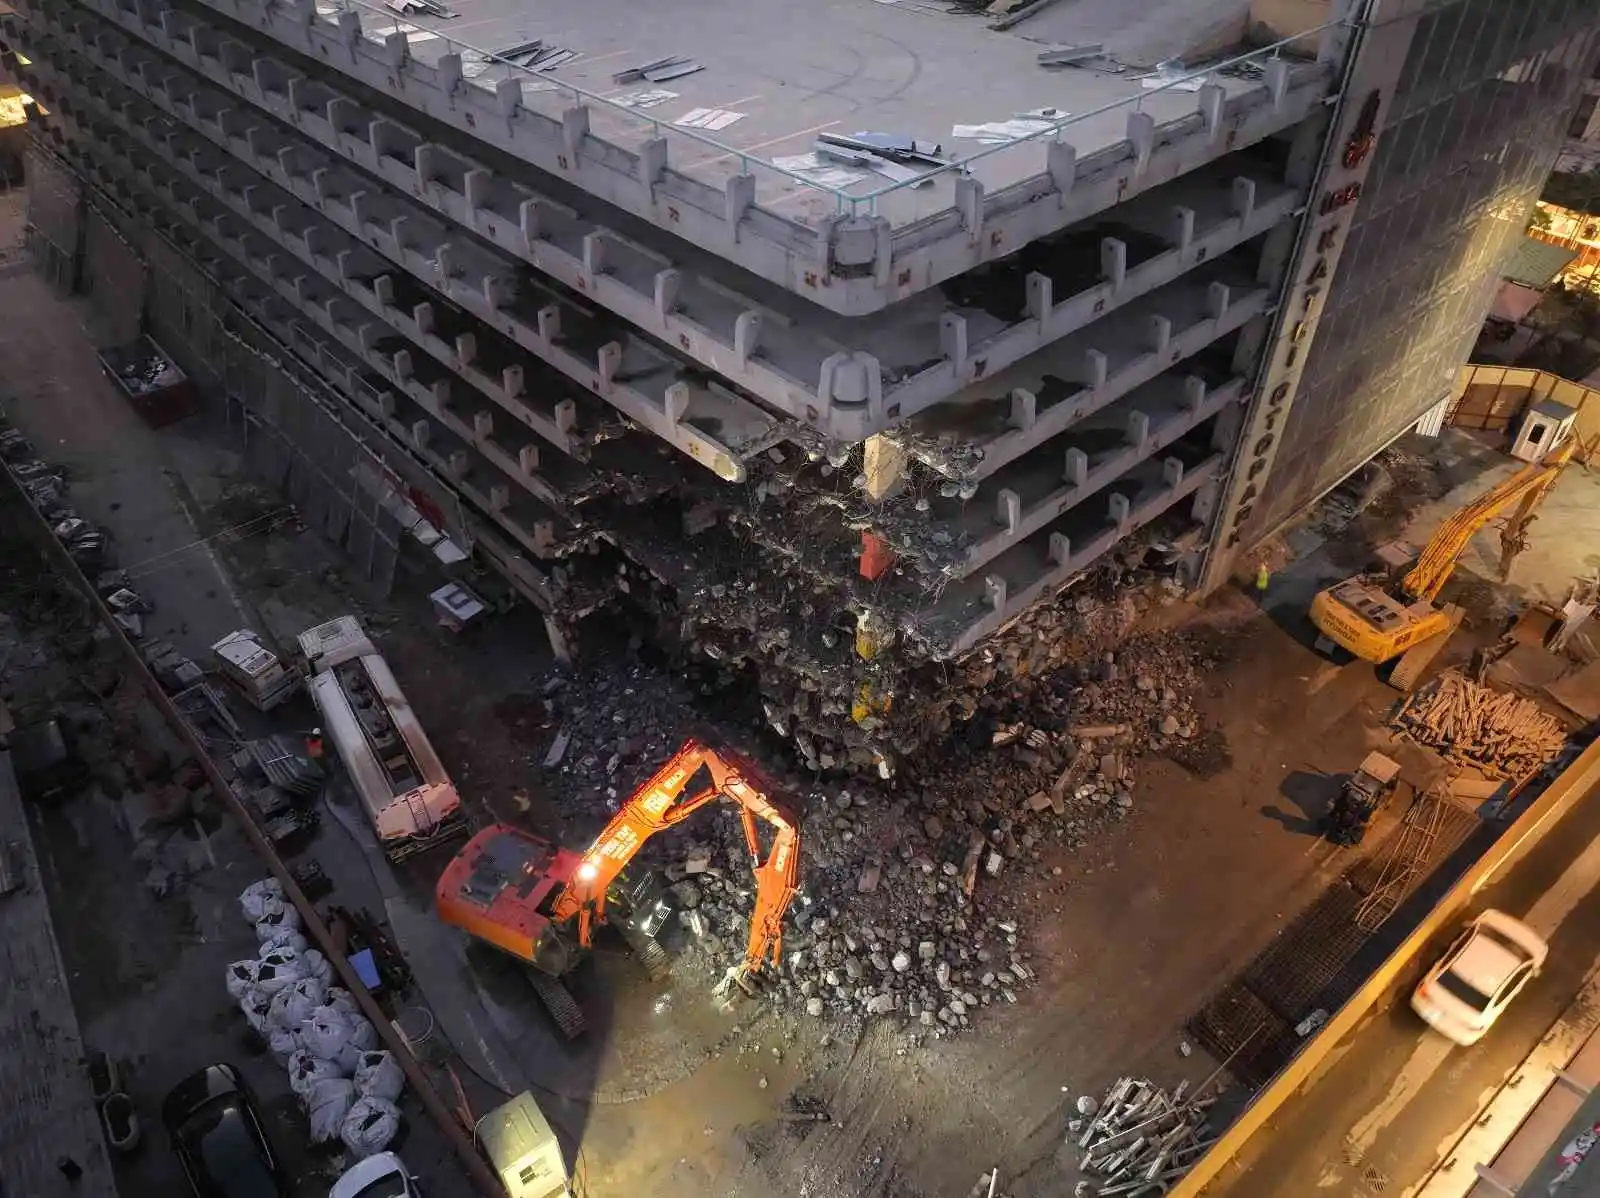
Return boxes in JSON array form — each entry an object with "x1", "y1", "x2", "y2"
[{"x1": 1204, "y1": 780, "x2": 1600, "y2": 1198}]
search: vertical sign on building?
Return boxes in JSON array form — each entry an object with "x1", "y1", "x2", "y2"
[{"x1": 1197, "y1": 4, "x2": 1427, "y2": 591}]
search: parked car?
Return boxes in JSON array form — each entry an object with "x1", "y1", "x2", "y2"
[
  {"x1": 330, "y1": 1151, "x2": 422, "y2": 1198},
  {"x1": 1411, "y1": 909, "x2": 1548, "y2": 1045},
  {"x1": 161, "y1": 1063, "x2": 288, "y2": 1198}
]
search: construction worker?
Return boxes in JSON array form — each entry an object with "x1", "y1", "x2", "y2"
[
  {"x1": 1254, "y1": 561, "x2": 1271, "y2": 597},
  {"x1": 305, "y1": 726, "x2": 325, "y2": 760}
]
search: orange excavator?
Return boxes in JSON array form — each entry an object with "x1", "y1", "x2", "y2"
[{"x1": 435, "y1": 738, "x2": 800, "y2": 1038}]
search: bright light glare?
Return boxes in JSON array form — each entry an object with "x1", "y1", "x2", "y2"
[{"x1": 577, "y1": 861, "x2": 599, "y2": 882}]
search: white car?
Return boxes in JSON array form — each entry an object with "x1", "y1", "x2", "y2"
[
  {"x1": 330, "y1": 1152, "x2": 421, "y2": 1198},
  {"x1": 1411, "y1": 909, "x2": 1548, "y2": 1046}
]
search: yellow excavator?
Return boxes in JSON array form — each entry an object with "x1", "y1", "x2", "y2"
[{"x1": 1310, "y1": 438, "x2": 1573, "y2": 690}]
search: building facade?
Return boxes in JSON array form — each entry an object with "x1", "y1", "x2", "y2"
[{"x1": 1, "y1": 0, "x2": 1595, "y2": 770}]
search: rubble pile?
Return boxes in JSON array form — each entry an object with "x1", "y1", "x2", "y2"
[
  {"x1": 607, "y1": 510, "x2": 1188, "y2": 778},
  {"x1": 1393, "y1": 671, "x2": 1568, "y2": 779},
  {"x1": 528, "y1": 622, "x2": 1224, "y2": 1032}
]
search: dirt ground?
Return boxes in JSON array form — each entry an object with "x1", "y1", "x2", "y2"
[{"x1": 0, "y1": 219, "x2": 1555, "y2": 1197}]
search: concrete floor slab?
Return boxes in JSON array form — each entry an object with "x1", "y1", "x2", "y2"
[{"x1": 323, "y1": 0, "x2": 1272, "y2": 226}]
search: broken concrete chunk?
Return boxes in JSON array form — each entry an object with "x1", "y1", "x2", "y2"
[
  {"x1": 542, "y1": 728, "x2": 571, "y2": 767},
  {"x1": 684, "y1": 846, "x2": 714, "y2": 874},
  {"x1": 857, "y1": 862, "x2": 882, "y2": 894},
  {"x1": 1026, "y1": 790, "x2": 1052, "y2": 812}
]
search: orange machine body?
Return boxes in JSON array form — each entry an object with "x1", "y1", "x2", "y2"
[{"x1": 434, "y1": 738, "x2": 801, "y2": 985}]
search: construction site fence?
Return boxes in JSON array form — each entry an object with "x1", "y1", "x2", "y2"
[
  {"x1": 1173, "y1": 734, "x2": 1600, "y2": 1197},
  {"x1": 1445, "y1": 363, "x2": 1600, "y2": 457}
]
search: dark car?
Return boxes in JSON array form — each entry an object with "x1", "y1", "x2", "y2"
[{"x1": 161, "y1": 1064, "x2": 288, "y2": 1198}]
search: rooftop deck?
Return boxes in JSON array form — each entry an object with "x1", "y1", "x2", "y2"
[{"x1": 163, "y1": 0, "x2": 1335, "y2": 312}]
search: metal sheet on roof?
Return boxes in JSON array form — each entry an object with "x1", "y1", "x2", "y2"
[{"x1": 1504, "y1": 235, "x2": 1578, "y2": 289}]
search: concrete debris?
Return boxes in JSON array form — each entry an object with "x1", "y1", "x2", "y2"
[
  {"x1": 1074, "y1": 1076, "x2": 1217, "y2": 1194},
  {"x1": 1392, "y1": 671, "x2": 1567, "y2": 779},
  {"x1": 542, "y1": 728, "x2": 571, "y2": 768},
  {"x1": 1076, "y1": 1095, "x2": 1098, "y2": 1116},
  {"x1": 522, "y1": 617, "x2": 1222, "y2": 1035}
]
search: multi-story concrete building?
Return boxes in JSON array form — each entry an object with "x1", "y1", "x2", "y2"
[{"x1": 1, "y1": 0, "x2": 1595, "y2": 771}]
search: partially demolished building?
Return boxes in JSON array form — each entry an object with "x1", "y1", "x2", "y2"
[{"x1": 3, "y1": 0, "x2": 1596, "y2": 770}]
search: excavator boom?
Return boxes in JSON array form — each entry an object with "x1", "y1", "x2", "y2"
[
  {"x1": 1398, "y1": 439, "x2": 1573, "y2": 603},
  {"x1": 550, "y1": 738, "x2": 800, "y2": 983},
  {"x1": 1310, "y1": 440, "x2": 1572, "y2": 665}
]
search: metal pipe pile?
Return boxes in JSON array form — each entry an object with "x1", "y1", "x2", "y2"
[{"x1": 1074, "y1": 1077, "x2": 1217, "y2": 1196}]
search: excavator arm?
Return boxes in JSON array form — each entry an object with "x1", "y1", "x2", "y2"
[
  {"x1": 550, "y1": 738, "x2": 800, "y2": 984},
  {"x1": 1399, "y1": 440, "x2": 1572, "y2": 603}
]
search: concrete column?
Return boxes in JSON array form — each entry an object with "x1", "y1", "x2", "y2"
[
  {"x1": 537, "y1": 306, "x2": 561, "y2": 344},
  {"x1": 861, "y1": 435, "x2": 908, "y2": 501},
  {"x1": 664, "y1": 383, "x2": 690, "y2": 426},
  {"x1": 996, "y1": 489, "x2": 1021, "y2": 533},
  {"x1": 734, "y1": 311, "x2": 762, "y2": 365},
  {"x1": 940, "y1": 313, "x2": 968, "y2": 370},
  {"x1": 1108, "y1": 492, "x2": 1131, "y2": 530},
  {"x1": 1010, "y1": 388, "x2": 1036, "y2": 431},
  {"x1": 654, "y1": 269, "x2": 681, "y2": 317},
  {"x1": 1126, "y1": 111, "x2": 1154, "y2": 176},
  {"x1": 1172, "y1": 207, "x2": 1195, "y2": 256},
  {"x1": 1064, "y1": 447, "x2": 1088, "y2": 487},
  {"x1": 1047, "y1": 141, "x2": 1075, "y2": 195},
  {"x1": 561, "y1": 106, "x2": 588, "y2": 163},
  {"x1": 582, "y1": 231, "x2": 607, "y2": 279},
  {"x1": 1026, "y1": 272, "x2": 1053, "y2": 327},
  {"x1": 1100, "y1": 238, "x2": 1126, "y2": 290},
  {"x1": 1231, "y1": 177, "x2": 1257, "y2": 223}
]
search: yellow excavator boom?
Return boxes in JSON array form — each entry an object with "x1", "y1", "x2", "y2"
[
  {"x1": 1399, "y1": 439, "x2": 1573, "y2": 603},
  {"x1": 1310, "y1": 439, "x2": 1572, "y2": 666}
]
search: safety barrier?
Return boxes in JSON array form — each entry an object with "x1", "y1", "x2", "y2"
[{"x1": 1173, "y1": 734, "x2": 1600, "y2": 1197}]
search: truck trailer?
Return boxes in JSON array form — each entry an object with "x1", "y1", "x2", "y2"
[{"x1": 298, "y1": 616, "x2": 465, "y2": 860}]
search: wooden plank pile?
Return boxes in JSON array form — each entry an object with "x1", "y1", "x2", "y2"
[
  {"x1": 1393, "y1": 671, "x2": 1567, "y2": 779},
  {"x1": 1072, "y1": 1077, "x2": 1216, "y2": 1196}
]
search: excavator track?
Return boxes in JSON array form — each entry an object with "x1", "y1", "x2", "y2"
[
  {"x1": 620, "y1": 925, "x2": 673, "y2": 980},
  {"x1": 526, "y1": 969, "x2": 586, "y2": 1040},
  {"x1": 1387, "y1": 604, "x2": 1465, "y2": 692}
]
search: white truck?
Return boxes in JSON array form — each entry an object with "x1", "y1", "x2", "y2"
[
  {"x1": 211, "y1": 629, "x2": 299, "y2": 711},
  {"x1": 298, "y1": 616, "x2": 465, "y2": 860}
]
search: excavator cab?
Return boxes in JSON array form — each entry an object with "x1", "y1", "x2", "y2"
[
  {"x1": 435, "y1": 824, "x2": 586, "y2": 980},
  {"x1": 436, "y1": 738, "x2": 800, "y2": 1038}
]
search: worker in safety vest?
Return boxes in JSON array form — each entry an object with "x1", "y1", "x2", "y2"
[
  {"x1": 305, "y1": 727, "x2": 325, "y2": 760},
  {"x1": 1254, "y1": 562, "x2": 1271, "y2": 596}
]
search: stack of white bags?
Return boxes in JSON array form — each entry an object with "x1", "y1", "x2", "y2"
[{"x1": 227, "y1": 878, "x2": 403, "y2": 1157}]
